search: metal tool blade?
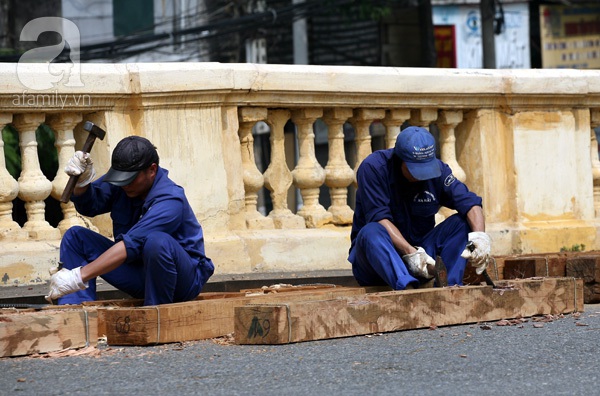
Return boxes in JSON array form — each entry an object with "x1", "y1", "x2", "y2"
[
  {"x1": 426, "y1": 256, "x2": 448, "y2": 288},
  {"x1": 434, "y1": 255, "x2": 448, "y2": 287},
  {"x1": 0, "y1": 303, "x2": 49, "y2": 310}
]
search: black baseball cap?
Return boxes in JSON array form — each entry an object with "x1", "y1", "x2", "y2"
[{"x1": 103, "y1": 136, "x2": 159, "y2": 186}]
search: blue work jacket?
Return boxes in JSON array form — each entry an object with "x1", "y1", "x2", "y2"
[
  {"x1": 71, "y1": 167, "x2": 209, "y2": 266},
  {"x1": 350, "y1": 149, "x2": 482, "y2": 248}
]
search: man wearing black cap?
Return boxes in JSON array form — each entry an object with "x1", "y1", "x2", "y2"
[
  {"x1": 349, "y1": 126, "x2": 491, "y2": 290},
  {"x1": 46, "y1": 136, "x2": 215, "y2": 306}
]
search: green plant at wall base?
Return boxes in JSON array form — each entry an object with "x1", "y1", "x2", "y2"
[{"x1": 560, "y1": 244, "x2": 586, "y2": 252}]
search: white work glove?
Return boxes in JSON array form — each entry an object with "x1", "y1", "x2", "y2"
[
  {"x1": 402, "y1": 247, "x2": 435, "y2": 279},
  {"x1": 45, "y1": 266, "x2": 88, "y2": 302},
  {"x1": 461, "y1": 231, "x2": 492, "y2": 275},
  {"x1": 65, "y1": 151, "x2": 96, "y2": 187}
]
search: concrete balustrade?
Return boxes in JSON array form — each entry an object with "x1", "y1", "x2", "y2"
[{"x1": 0, "y1": 62, "x2": 600, "y2": 286}]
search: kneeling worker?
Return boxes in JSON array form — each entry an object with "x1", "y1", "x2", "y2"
[
  {"x1": 46, "y1": 135, "x2": 215, "y2": 306},
  {"x1": 349, "y1": 126, "x2": 491, "y2": 289}
]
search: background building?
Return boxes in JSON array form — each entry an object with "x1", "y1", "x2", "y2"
[{"x1": 432, "y1": 0, "x2": 530, "y2": 68}]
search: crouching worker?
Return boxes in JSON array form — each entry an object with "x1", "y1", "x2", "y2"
[
  {"x1": 348, "y1": 126, "x2": 491, "y2": 290},
  {"x1": 46, "y1": 136, "x2": 215, "y2": 306}
]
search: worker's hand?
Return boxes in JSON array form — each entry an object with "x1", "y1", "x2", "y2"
[
  {"x1": 402, "y1": 247, "x2": 435, "y2": 279},
  {"x1": 65, "y1": 151, "x2": 96, "y2": 187},
  {"x1": 45, "y1": 267, "x2": 88, "y2": 302},
  {"x1": 461, "y1": 232, "x2": 492, "y2": 275}
]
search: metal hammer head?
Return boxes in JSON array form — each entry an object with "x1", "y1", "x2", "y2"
[{"x1": 83, "y1": 121, "x2": 107, "y2": 140}]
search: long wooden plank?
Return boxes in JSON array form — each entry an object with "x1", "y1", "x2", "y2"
[
  {"x1": 234, "y1": 277, "x2": 584, "y2": 345},
  {"x1": 0, "y1": 308, "x2": 98, "y2": 357},
  {"x1": 100, "y1": 287, "x2": 367, "y2": 345}
]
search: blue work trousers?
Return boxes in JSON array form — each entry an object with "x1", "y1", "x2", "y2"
[
  {"x1": 58, "y1": 226, "x2": 212, "y2": 306},
  {"x1": 349, "y1": 214, "x2": 470, "y2": 289}
]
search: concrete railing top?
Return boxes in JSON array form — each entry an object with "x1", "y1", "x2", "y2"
[{"x1": 4, "y1": 63, "x2": 600, "y2": 109}]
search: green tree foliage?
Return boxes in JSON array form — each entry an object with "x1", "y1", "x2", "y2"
[
  {"x1": 2, "y1": 125, "x2": 20, "y2": 178},
  {"x1": 356, "y1": 1, "x2": 394, "y2": 20},
  {"x1": 36, "y1": 124, "x2": 58, "y2": 180},
  {"x1": 2, "y1": 123, "x2": 58, "y2": 180},
  {"x1": 331, "y1": 0, "x2": 398, "y2": 20}
]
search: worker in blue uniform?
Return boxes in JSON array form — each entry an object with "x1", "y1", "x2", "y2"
[
  {"x1": 349, "y1": 126, "x2": 491, "y2": 290},
  {"x1": 46, "y1": 136, "x2": 215, "y2": 305}
]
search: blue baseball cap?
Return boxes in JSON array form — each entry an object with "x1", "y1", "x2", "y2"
[{"x1": 394, "y1": 126, "x2": 441, "y2": 180}]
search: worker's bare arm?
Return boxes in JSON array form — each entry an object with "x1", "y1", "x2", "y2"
[
  {"x1": 466, "y1": 205, "x2": 485, "y2": 232},
  {"x1": 378, "y1": 219, "x2": 416, "y2": 256},
  {"x1": 80, "y1": 241, "x2": 127, "y2": 282}
]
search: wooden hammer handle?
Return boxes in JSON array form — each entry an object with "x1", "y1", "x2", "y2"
[{"x1": 59, "y1": 134, "x2": 99, "y2": 203}]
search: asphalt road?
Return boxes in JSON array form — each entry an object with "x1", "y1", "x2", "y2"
[{"x1": 2, "y1": 304, "x2": 599, "y2": 396}]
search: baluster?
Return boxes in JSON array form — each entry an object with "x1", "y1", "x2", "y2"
[
  {"x1": 438, "y1": 110, "x2": 466, "y2": 181},
  {"x1": 12, "y1": 114, "x2": 60, "y2": 239},
  {"x1": 264, "y1": 109, "x2": 305, "y2": 229},
  {"x1": 291, "y1": 108, "x2": 332, "y2": 228},
  {"x1": 409, "y1": 108, "x2": 438, "y2": 130},
  {"x1": 323, "y1": 108, "x2": 354, "y2": 225},
  {"x1": 591, "y1": 110, "x2": 600, "y2": 217},
  {"x1": 382, "y1": 109, "x2": 410, "y2": 149},
  {"x1": 437, "y1": 110, "x2": 466, "y2": 221},
  {"x1": 350, "y1": 109, "x2": 386, "y2": 175},
  {"x1": 0, "y1": 114, "x2": 27, "y2": 240},
  {"x1": 46, "y1": 113, "x2": 97, "y2": 234},
  {"x1": 238, "y1": 107, "x2": 274, "y2": 229}
]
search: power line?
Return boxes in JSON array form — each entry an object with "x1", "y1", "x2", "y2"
[{"x1": 0, "y1": 0, "x2": 398, "y2": 63}]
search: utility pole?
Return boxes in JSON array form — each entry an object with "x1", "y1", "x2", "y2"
[
  {"x1": 293, "y1": 0, "x2": 308, "y2": 64},
  {"x1": 0, "y1": 0, "x2": 12, "y2": 50},
  {"x1": 480, "y1": 0, "x2": 496, "y2": 68},
  {"x1": 245, "y1": 0, "x2": 267, "y2": 64},
  {"x1": 419, "y1": 0, "x2": 437, "y2": 67}
]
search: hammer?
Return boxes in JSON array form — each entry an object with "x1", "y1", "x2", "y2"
[{"x1": 60, "y1": 121, "x2": 107, "y2": 203}]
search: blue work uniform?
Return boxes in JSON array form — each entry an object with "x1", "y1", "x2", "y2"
[
  {"x1": 59, "y1": 167, "x2": 214, "y2": 306},
  {"x1": 349, "y1": 149, "x2": 482, "y2": 289}
]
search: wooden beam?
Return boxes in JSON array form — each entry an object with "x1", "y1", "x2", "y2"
[
  {"x1": 566, "y1": 255, "x2": 600, "y2": 303},
  {"x1": 234, "y1": 277, "x2": 583, "y2": 345},
  {"x1": 504, "y1": 256, "x2": 566, "y2": 279},
  {"x1": 0, "y1": 297, "x2": 149, "y2": 358},
  {"x1": 0, "y1": 308, "x2": 98, "y2": 358},
  {"x1": 100, "y1": 287, "x2": 367, "y2": 346}
]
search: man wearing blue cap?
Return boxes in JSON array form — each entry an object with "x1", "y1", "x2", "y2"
[
  {"x1": 46, "y1": 136, "x2": 215, "y2": 305},
  {"x1": 349, "y1": 126, "x2": 491, "y2": 289}
]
